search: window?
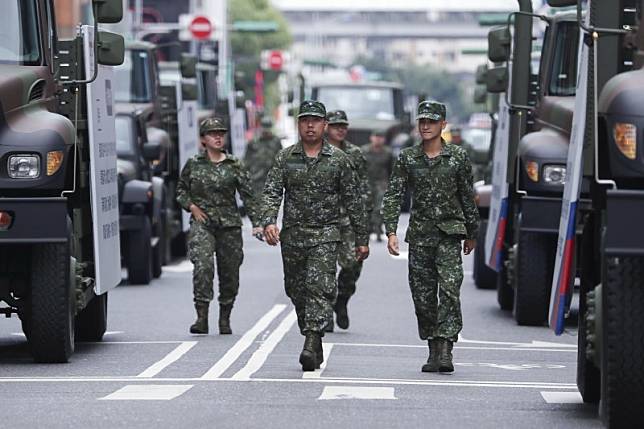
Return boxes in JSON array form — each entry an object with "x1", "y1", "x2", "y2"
[
  {"x1": 115, "y1": 116, "x2": 136, "y2": 156},
  {"x1": 549, "y1": 22, "x2": 580, "y2": 96},
  {"x1": 0, "y1": 0, "x2": 41, "y2": 65},
  {"x1": 316, "y1": 87, "x2": 395, "y2": 120},
  {"x1": 113, "y1": 50, "x2": 153, "y2": 103}
]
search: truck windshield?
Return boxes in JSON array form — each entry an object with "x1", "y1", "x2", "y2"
[
  {"x1": 115, "y1": 116, "x2": 136, "y2": 156},
  {"x1": 316, "y1": 87, "x2": 396, "y2": 120},
  {"x1": 114, "y1": 50, "x2": 153, "y2": 103},
  {"x1": 549, "y1": 22, "x2": 579, "y2": 97},
  {"x1": 0, "y1": 0, "x2": 40, "y2": 65}
]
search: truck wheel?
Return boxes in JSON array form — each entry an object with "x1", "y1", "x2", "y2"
[
  {"x1": 512, "y1": 231, "x2": 556, "y2": 326},
  {"x1": 496, "y1": 261, "x2": 513, "y2": 311},
  {"x1": 75, "y1": 292, "x2": 108, "y2": 342},
  {"x1": 152, "y1": 218, "x2": 164, "y2": 279},
  {"x1": 600, "y1": 256, "x2": 644, "y2": 427},
  {"x1": 474, "y1": 220, "x2": 497, "y2": 289},
  {"x1": 29, "y1": 243, "x2": 75, "y2": 363},
  {"x1": 171, "y1": 231, "x2": 188, "y2": 259},
  {"x1": 127, "y1": 217, "x2": 153, "y2": 284},
  {"x1": 577, "y1": 217, "x2": 600, "y2": 403}
]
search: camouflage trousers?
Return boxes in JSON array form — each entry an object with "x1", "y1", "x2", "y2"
[
  {"x1": 282, "y1": 241, "x2": 339, "y2": 335},
  {"x1": 337, "y1": 225, "x2": 363, "y2": 301},
  {"x1": 369, "y1": 186, "x2": 386, "y2": 235},
  {"x1": 408, "y1": 236, "x2": 464, "y2": 342},
  {"x1": 188, "y1": 221, "x2": 243, "y2": 306}
]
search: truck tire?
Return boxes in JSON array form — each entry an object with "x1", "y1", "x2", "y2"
[
  {"x1": 152, "y1": 218, "x2": 164, "y2": 279},
  {"x1": 474, "y1": 220, "x2": 497, "y2": 289},
  {"x1": 29, "y1": 243, "x2": 75, "y2": 363},
  {"x1": 577, "y1": 217, "x2": 600, "y2": 403},
  {"x1": 496, "y1": 261, "x2": 513, "y2": 311},
  {"x1": 171, "y1": 231, "x2": 188, "y2": 259},
  {"x1": 127, "y1": 217, "x2": 153, "y2": 285},
  {"x1": 600, "y1": 256, "x2": 644, "y2": 427},
  {"x1": 513, "y1": 231, "x2": 556, "y2": 326},
  {"x1": 75, "y1": 292, "x2": 108, "y2": 342}
]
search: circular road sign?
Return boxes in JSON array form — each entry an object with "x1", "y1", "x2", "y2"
[
  {"x1": 268, "y1": 51, "x2": 283, "y2": 71},
  {"x1": 190, "y1": 16, "x2": 212, "y2": 40}
]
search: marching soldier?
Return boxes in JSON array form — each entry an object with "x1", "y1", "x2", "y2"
[
  {"x1": 244, "y1": 116, "x2": 283, "y2": 196},
  {"x1": 382, "y1": 101, "x2": 479, "y2": 373},
  {"x1": 176, "y1": 117, "x2": 263, "y2": 335},
  {"x1": 262, "y1": 100, "x2": 369, "y2": 371},
  {"x1": 362, "y1": 129, "x2": 394, "y2": 242},
  {"x1": 325, "y1": 110, "x2": 373, "y2": 331}
]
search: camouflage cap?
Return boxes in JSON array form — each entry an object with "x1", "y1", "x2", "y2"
[
  {"x1": 371, "y1": 129, "x2": 386, "y2": 137},
  {"x1": 326, "y1": 110, "x2": 349, "y2": 125},
  {"x1": 200, "y1": 117, "x2": 228, "y2": 135},
  {"x1": 298, "y1": 100, "x2": 327, "y2": 119},
  {"x1": 260, "y1": 116, "x2": 273, "y2": 128},
  {"x1": 416, "y1": 100, "x2": 447, "y2": 121}
]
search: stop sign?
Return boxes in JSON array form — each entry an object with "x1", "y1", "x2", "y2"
[
  {"x1": 268, "y1": 51, "x2": 283, "y2": 71},
  {"x1": 189, "y1": 16, "x2": 212, "y2": 40}
]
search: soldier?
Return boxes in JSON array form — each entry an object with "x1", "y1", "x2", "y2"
[
  {"x1": 362, "y1": 129, "x2": 395, "y2": 242},
  {"x1": 324, "y1": 110, "x2": 373, "y2": 332},
  {"x1": 244, "y1": 116, "x2": 283, "y2": 196},
  {"x1": 382, "y1": 101, "x2": 479, "y2": 373},
  {"x1": 262, "y1": 100, "x2": 369, "y2": 371},
  {"x1": 176, "y1": 117, "x2": 263, "y2": 335}
]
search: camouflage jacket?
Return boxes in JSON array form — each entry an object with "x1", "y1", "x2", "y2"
[
  {"x1": 244, "y1": 136, "x2": 282, "y2": 184},
  {"x1": 336, "y1": 140, "x2": 373, "y2": 226},
  {"x1": 362, "y1": 145, "x2": 395, "y2": 189},
  {"x1": 382, "y1": 141, "x2": 479, "y2": 245},
  {"x1": 176, "y1": 153, "x2": 261, "y2": 228},
  {"x1": 262, "y1": 141, "x2": 369, "y2": 247}
]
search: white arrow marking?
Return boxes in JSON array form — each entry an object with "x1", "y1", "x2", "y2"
[{"x1": 458, "y1": 335, "x2": 576, "y2": 349}]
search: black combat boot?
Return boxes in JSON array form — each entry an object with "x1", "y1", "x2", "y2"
[
  {"x1": 219, "y1": 304, "x2": 233, "y2": 335},
  {"x1": 299, "y1": 332, "x2": 319, "y2": 372},
  {"x1": 421, "y1": 339, "x2": 441, "y2": 372},
  {"x1": 190, "y1": 302, "x2": 209, "y2": 334},
  {"x1": 334, "y1": 296, "x2": 349, "y2": 330},
  {"x1": 316, "y1": 335, "x2": 324, "y2": 369},
  {"x1": 438, "y1": 338, "x2": 454, "y2": 373}
]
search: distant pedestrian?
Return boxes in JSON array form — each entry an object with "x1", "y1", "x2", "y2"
[
  {"x1": 262, "y1": 101, "x2": 369, "y2": 371},
  {"x1": 382, "y1": 101, "x2": 479, "y2": 373},
  {"x1": 176, "y1": 117, "x2": 263, "y2": 335},
  {"x1": 244, "y1": 116, "x2": 283, "y2": 196},
  {"x1": 362, "y1": 130, "x2": 394, "y2": 242}
]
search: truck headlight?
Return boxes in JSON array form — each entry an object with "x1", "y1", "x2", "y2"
[
  {"x1": 613, "y1": 122, "x2": 637, "y2": 160},
  {"x1": 543, "y1": 164, "x2": 566, "y2": 185},
  {"x1": 8, "y1": 154, "x2": 40, "y2": 179}
]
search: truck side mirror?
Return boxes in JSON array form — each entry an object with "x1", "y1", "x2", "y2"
[
  {"x1": 475, "y1": 64, "x2": 488, "y2": 85},
  {"x1": 92, "y1": 0, "x2": 123, "y2": 23},
  {"x1": 474, "y1": 86, "x2": 488, "y2": 104},
  {"x1": 142, "y1": 141, "x2": 162, "y2": 161},
  {"x1": 182, "y1": 83, "x2": 198, "y2": 101},
  {"x1": 488, "y1": 26, "x2": 511, "y2": 63},
  {"x1": 97, "y1": 31, "x2": 125, "y2": 66},
  {"x1": 546, "y1": 0, "x2": 577, "y2": 6},
  {"x1": 180, "y1": 54, "x2": 197, "y2": 79},
  {"x1": 486, "y1": 66, "x2": 509, "y2": 93}
]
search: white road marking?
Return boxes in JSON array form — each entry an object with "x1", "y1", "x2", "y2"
[
  {"x1": 162, "y1": 260, "x2": 194, "y2": 273},
  {"x1": 136, "y1": 341, "x2": 198, "y2": 378},
  {"x1": 232, "y1": 310, "x2": 297, "y2": 380},
  {"x1": 331, "y1": 342, "x2": 576, "y2": 353},
  {"x1": 99, "y1": 384, "x2": 193, "y2": 400},
  {"x1": 200, "y1": 304, "x2": 287, "y2": 380},
  {"x1": 540, "y1": 391, "x2": 583, "y2": 404},
  {"x1": 303, "y1": 343, "x2": 335, "y2": 379},
  {"x1": 318, "y1": 386, "x2": 396, "y2": 400},
  {"x1": 458, "y1": 335, "x2": 577, "y2": 349}
]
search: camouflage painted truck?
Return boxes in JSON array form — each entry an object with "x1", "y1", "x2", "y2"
[
  {"x1": 483, "y1": 0, "x2": 580, "y2": 325},
  {"x1": 0, "y1": 0, "x2": 124, "y2": 362},
  {"x1": 548, "y1": 0, "x2": 644, "y2": 426}
]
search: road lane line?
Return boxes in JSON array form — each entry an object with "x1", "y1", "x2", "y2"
[
  {"x1": 136, "y1": 341, "x2": 198, "y2": 378},
  {"x1": 540, "y1": 391, "x2": 583, "y2": 404},
  {"x1": 232, "y1": 310, "x2": 297, "y2": 380},
  {"x1": 318, "y1": 386, "x2": 396, "y2": 400},
  {"x1": 330, "y1": 342, "x2": 576, "y2": 353},
  {"x1": 303, "y1": 343, "x2": 334, "y2": 379},
  {"x1": 99, "y1": 384, "x2": 193, "y2": 400},
  {"x1": 200, "y1": 304, "x2": 287, "y2": 380}
]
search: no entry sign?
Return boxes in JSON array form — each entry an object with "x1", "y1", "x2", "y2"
[{"x1": 189, "y1": 16, "x2": 212, "y2": 40}]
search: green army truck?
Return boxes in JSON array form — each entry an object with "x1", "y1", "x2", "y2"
[
  {"x1": 0, "y1": 0, "x2": 124, "y2": 362},
  {"x1": 549, "y1": 0, "x2": 644, "y2": 426},
  {"x1": 483, "y1": 0, "x2": 581, "y2": 325}
]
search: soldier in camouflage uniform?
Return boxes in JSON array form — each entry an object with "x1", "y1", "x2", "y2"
[
  {"x1": 177, "y1": 117, "x2": 262, "y2": 335},
  {"x1": 362, "y1": 129, "x2": 395, "y2": 242},
  {"x1": 382, "y1": 101, "x2": 479, "y2": 373},
  {"x1": 262, "y1": 101, "x2": 369, "y2": 371},
  {"x1": 324, "y1": 110, "x2": 373, "y2": 332},
  {"x1": 244, "y1": 116, "x2": 283, "y2": 196}
]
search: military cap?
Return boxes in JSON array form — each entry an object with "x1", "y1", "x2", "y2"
[
  {"x1": 416, "y1": 100, "x2": 447, "y2": 121},
  {"x1": 371, "y1": 129, "x2": 386, "y2": 137},
  {"x1": 200, "y1": 117, "x2": 228, "y2": 135},
  {"x1": 326, "y1": 110, "x2": 349, "y2": 125},
  {"x1": 298, "y1": 100, "x2": 327, "y2": 119},
  {"x1": 260, "y1": 116, "x2": 273, "y2": 128}
]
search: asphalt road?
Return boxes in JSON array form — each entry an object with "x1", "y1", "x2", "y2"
[{"x1": 0, "y1": 215, "x2": 600, "y2": 428}]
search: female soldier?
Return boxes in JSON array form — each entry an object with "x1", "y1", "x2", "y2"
[{"x1": 176, "y1": 117, "x2": 263, "y2": 335}]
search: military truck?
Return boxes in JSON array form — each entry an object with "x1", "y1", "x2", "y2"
[
  {"x1": 484, "y1": 1, "x2": 580, "y2": 325},
  {"x1": 0, "y1": 0, "x2": 124, "y2": 362},
  {"x1": 548, "y1": 0, "x2": 644, "y2": 426}
]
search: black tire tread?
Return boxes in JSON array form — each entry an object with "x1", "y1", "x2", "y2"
[
  {"x1": 75, "y1": 292, "x2": 108, "y2": 342},
  {"x1": 127, "y1": 217, "x2": 153, "y2": 285},
  {"x1": 474, "y1": 220, "x2": 497, "y2": 290}
]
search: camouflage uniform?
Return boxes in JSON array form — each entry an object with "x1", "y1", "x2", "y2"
[
  {"x1": 382, "y1": 102, "x2": 479, "y2": 343},
  {"x1": 244, "y1": 132, "x2": 282, "y2": 196},
  {"x1": 362, "y1": 143, "x2": 394, "y2": 236},
  {"x1": 262, "y1": 138, "x2": 368, "y2": 336},
  {"x1": 176, "y1": 151, "x2": 260, "y2": 307}
]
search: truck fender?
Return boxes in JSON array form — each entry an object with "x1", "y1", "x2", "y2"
[
  {"x1": 517, "y1": 129, "x2": 568, "y2": 164},
  {"x1": 121, "y1": 179, "x2": 152, "y2": 205}
]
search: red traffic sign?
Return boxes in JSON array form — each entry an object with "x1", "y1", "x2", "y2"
[
  {"x1": 268, "y1": 51, "x2": 283, "y2": 71},
  {"x1": 189, "y1": 16, "x2": 212, "y2": 40}
]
